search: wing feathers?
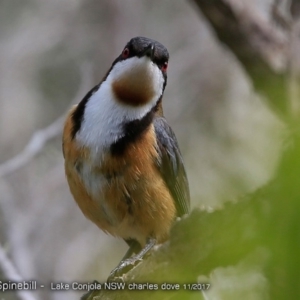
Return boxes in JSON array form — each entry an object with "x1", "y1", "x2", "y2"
[{"x1": 154, "y1": 117, "x2": 190, "y2": 216}]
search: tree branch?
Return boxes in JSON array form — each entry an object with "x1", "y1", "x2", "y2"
[
  {"x1": 191, "y1": 0, "x2": 290, "y2": 116},
  {"x1": 0, "y1": 63, "x2": 92, "y2": 178},
  {"x1": 0, "y1": 244, "x2": 37, "y2": 300}
]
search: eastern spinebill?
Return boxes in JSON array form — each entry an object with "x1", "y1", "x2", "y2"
[{"x1": 63, "y1": 36, "x2": 190, "y2": 279}]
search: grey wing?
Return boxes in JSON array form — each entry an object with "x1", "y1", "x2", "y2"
[{"x1": 154, "y1": 117, "x2": 190, "y2": 216}]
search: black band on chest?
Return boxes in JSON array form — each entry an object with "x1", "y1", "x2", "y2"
[
  {"x1": 71, "y1": 83, "x2": 101, "y2": 139},
  {"x1": 110, "y1": 108, "x2": 155, "y2": 156}
]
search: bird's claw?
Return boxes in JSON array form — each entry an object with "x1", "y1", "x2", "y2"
[{"x1": 108, "y1": 257, "x2": 143, "y2": 281}]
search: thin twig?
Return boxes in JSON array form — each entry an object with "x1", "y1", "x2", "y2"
[
  {"x1": 0, "y1": 244, "x2": 37, "y2": 300},
  {"x1": 0, "y1": 62, "x2": 93, "y2": 178}
]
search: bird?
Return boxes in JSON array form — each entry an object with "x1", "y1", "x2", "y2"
[{"x1": 62, "y1": 36, "x2": 190, "y2": 279}]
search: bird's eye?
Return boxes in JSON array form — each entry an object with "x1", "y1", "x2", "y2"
[
  {"x1": 122, "y1": 48, "x2": 130, "y2": 59},
  {"x1": 161, "y1": 61, "x2": 168, "y2": 72}
]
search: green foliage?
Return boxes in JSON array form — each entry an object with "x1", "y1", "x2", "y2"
[{"x1": 82, "y1": 126, "x2": 300, "y2": 300}]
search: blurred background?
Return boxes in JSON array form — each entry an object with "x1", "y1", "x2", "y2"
[{"x1": 0, "y1": 0, "x2": 284, "y2": 299}]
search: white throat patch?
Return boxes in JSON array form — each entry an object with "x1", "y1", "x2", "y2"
[{"x1": 76, "y1": 56, "x2": 164, "y2": 157}]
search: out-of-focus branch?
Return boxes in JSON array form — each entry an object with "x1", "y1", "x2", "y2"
[
  {"x1": 0, "y1": 63, "x2": 92, "y2": 178},
  {"x1": 272, "y1": 0, "x2": 293, "y2": 30},
  {"x1": 291, "y1": 0, "x2": 300, "y2": 19},
  {"x1": 0, "y1": 116, "x2": 64, "y2": 177},
  {"x1": 191, "y1": 0, "x2": 290, "y2": 116},
  {"x1": 0, "y1": 244, "x2": 37, "y2": 300}
]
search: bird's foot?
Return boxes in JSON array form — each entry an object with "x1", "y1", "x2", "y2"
[
  {"x1": 107, "y1": 237, "x2": 156, "y2": 282},
  {"x1": 107, "y1": 256, "x2": 143, "y2": 282}
]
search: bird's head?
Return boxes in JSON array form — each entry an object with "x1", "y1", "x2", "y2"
[{"x1": 106, "y1": 36, "x2": 169, "y2": 107}]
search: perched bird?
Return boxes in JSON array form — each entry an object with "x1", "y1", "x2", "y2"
[{"x1": 63, "y1": 36, "x2": 190, "y2": 279}]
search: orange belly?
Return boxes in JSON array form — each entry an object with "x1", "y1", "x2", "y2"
[{"x1": 63, "y1": 112, "x2": 176, "y2": 246}]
